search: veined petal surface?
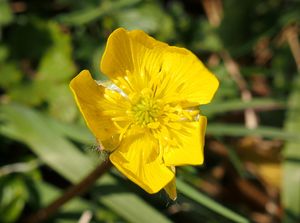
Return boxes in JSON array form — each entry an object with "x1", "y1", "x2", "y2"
[
  {"x1": 101, "y1": 28, "x2": 167, "y2": 94},
  {"x1": 159, "y1": 47, "x2": 219, "y2": 106},
  {"x1": 110, "y1": 131, "x2": 174, "y2": 193},
  {"x1": 70, "y1": 70, "x2": 131, "y2": 151},
  {"x1": 101, "y1": 28, "x2": 219, "y2": 106},
  {"x1": 163, "y1": 116, "x2": 207, "y2": 166}
]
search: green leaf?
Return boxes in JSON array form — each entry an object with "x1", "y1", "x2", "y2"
[
  {"x1": 115, "y1": 2, "x2": 175, "y2": 39},
  {"x1": 37, "y1": 22, "x2": 76, "y2": 82},
  {"x1": 191, "y1": 20, "x2": 223, "y2": 52},
  {"x1": 45, "y1": 84, "x2": 78, "y2": 122},
  {"x1": 0, "y1": 0, "x2": 13, "y2": 26},
  {"x1": 57, "y1": 0, "x2": 141, "y2": 26},
  {"x1": 0, "y1": 103, "x2": 94, "y2": 182},
  {"x1": 8, "y1": 81, "x2": 50, "y2": 106},
  {"x1": 0, "y1": 44, "x2": 8, "y2": 62},
  {"x1": 0, "y1": 176, "x2": 27, "y2": 223},
  {"x1": 282, "y1": 73, "x2": 300, "y2": 222},
  {"x1": 279, "y1": 9, "x2": 300, "y2": 26},
  {"x1": 202, "y1": 98, "x2": 285, "y2": 117},
  {"x1": 0, "y1": 103, "x2": 172, "y2": 223},
  {"x1": 0, "y1": 63, "x2": 22, "y2": 89},
  {"x1": 207, "y1": 123, "x2": 299, "y2": 141},
  {"x1": 177, "y1": 180, "x2": 249, "y2": 223},
  {"x1": 97, "y1": 188, "x2": 172, "y2": 223}
]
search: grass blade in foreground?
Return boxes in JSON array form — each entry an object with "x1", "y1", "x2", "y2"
[
  {"x1": 177, "y1": 180, "x2": 249, "y2": 223},
  {"x1": 202, "y1": 98, "x2": 285, "y2": 116},
  {"x1": 207, "y1": 124, "x2": 299, "y2": 141},
  {"x1": 0, "y1": 103, "x2": 172, "y2": 223},
  {"x1": 282, "y1": 74, "x2": 300, "y2": 223}
]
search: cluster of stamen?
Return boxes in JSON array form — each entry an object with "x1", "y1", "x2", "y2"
[{"x1": 131, "y1": 96, "x2": 160, "y2": 127}]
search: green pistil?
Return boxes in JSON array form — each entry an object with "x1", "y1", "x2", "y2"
[{"x1": 132, "y1": 97, "x2": 160, "y2": 126}]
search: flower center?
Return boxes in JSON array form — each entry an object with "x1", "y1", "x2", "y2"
[{"x1": 131, "y1": 96, "x2": 160, "y2": 127}]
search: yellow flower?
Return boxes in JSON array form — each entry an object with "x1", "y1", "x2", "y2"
[{"x1": 70, "y1": 28, "x2": 219, "y2": 199}]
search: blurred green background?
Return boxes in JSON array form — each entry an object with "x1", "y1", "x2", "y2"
[{"x1": 0, "y1": 0, "x2": 300, "y2": 222}]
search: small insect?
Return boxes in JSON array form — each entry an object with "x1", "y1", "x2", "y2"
[{"x1": 95, "y1": 140, "x2": 105, "y2": 152}]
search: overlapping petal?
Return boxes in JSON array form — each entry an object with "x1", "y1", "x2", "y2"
[
  {"x1": 110, "y1": 131, "x2": 174, "y2": 193},
  {"x1": 70, "y1": 70, "x2": 131, "y2": 151},
  {"x1": 164, "y1": 169, "x2": 177, "y2": 200},
  {"x1": 101, "y1": 28, "x2": 167, "y2": 94},
  {"x1": 158, "y1": 47, "x2": 219, "y2": 106},
  {"x1": 163, "y1": 116, "x2": 207, "y2": 166}
]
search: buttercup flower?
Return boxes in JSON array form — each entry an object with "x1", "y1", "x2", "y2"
[{"x1": 70, "y1": 28, "x2": 219, "y2": 199}]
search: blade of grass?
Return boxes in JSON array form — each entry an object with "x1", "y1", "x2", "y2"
[
  {"x1": 177, "y1": 180, "x2": 249, "y2": 223},
  {"x1": 282, "y1": 73, "x2": 300, "y2": 223},
  {"x1": 202, "y1": 98, "x2": 285, "y2": 116},
  {"x1": 227, "y1": 145, "x2": 247, "y2": 177},
  {"x1": 57, "y1": 0, "x2": 141, "y2": 25},
  {"x1": 207, "y1": 123, "x2": 299, "y2": 141}
]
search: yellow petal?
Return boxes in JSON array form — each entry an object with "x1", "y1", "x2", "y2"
[
  {"x1": 100, "y1": 28, "x2": 218, "y2": 106},
  {"x1": 109, "y1": 132, "x2": 174, "y2": 193},
  {"x1": 158, "y1": 47, "x2": 219, "y2": 106},
  {"x1": 164, "y1": 167, "x2": 177, "y2": 200},
  {"x1": 100, "y1": 28, "x2": 134, "y2": 79},
  {"x1": 163, "y1": 116, "x2": 207, "y2": 166},
  {"x1": 100, "y1": 28, "x2": 167, "y2": 93},
  {"x1": 70, "y1": 70, "x2": 130, "y2": 151}
]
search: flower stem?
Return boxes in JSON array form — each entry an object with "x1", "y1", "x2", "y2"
[{"x1": 23, "y1": 159, "x2": 112, "y2": 223}]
